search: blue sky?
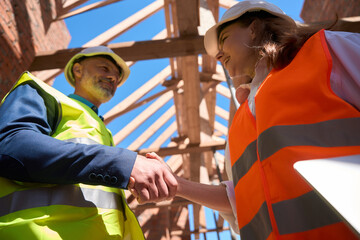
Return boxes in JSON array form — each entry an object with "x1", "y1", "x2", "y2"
[{"x1": 53, "y1": 1, "x2": 304, "y2": 239}]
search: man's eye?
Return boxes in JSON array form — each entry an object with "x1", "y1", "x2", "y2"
[{"x1": 101, "y1": 66, "x2": 109, "y2": 72}]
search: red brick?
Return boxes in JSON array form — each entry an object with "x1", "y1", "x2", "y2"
[{"x1": 0, "y1": 0, "x2": 70, "y2": 99}]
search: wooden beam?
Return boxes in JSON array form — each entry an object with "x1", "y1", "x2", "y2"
[
  {"x1": 219, "y1": 0, "x2": 238, "y2": 9},
  {"x1": 175, "y1": 0, "x2": 199, "y2": 36},
  {"x1": 112, "y1": 90, "x2": 173, "y2": 145},
  {"x1": 83, "y1": 0, "x2": 164, "y2": 46},
  {"x1": 216, "y1": 83, "x2": 231, "y2": 98},
  {"x1": 128, "y1": 106, "x2": 176, "y2": 151},
  {"x1": 302, "y1": 16, "x2": 360, "y2": 33},
  {"x1": 137, "y1": 140, "x2": 226, "y2": 157},
  {"x1": 61, "y1": 0, "x2": 89, "y2": 14},
  {"x1": 175, "y1": 1, "x2": 202, "y2": 235},
  {"x1": 29, "y1": 36, "x2": 205, "y2": 71},
  {"x1": 215, "y1": 105, "x2": 229, "y2": 121},
  {"x1": 104, "y1": 65, "x2": 171, "y2": 124},
  {"x1": 58, "y1": 0, "x2": 123, "y2": 19},
  {"x1": 148, "y1": 121, "x2": 177, "y2": 149},
  {"x1": 214, "y1": 121, "x2": 228, "y2": 136}
]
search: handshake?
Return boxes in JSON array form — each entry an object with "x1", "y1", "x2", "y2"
[{"x1": 128, "y1": 152, "x2": 178, "y2": 204}]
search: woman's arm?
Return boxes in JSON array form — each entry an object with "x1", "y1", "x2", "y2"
[
  {"x1": 175, "y1": 175, "x2": 233, "y2": 214},
  {"x1": 128, "y1": 152, "x2": 233, "y2": 214}
]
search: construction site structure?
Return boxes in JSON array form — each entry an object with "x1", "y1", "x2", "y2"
[{"x1": 0, "y1": 0, "x2": 359, "y2": 239}]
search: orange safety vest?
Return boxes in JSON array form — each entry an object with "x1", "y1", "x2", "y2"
[{"x1": 228, "y1": 30, "x2": 360, "y2": 240}]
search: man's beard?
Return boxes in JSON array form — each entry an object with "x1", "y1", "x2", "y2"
[{"x1": 93, "y1": 77, "x2": 115, "y2": 101}]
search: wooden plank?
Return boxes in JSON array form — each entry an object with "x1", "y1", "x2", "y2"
[
  {"x1": 216, "y1": 83, "x2": 231, "y2": 98},
  {"x1": 215, "y1": 105, "x2": 229, "y2": 121},
  {"x1": 148, "y1": 121, "x2": 177, "y2": 149},
  {"x1": 175, "y1": 0, "x2": 199, "y2": 36},
  {"x1": 175, "y1": 1, "x2": 202, "y2": 235},
  {"x1": 137, "y1": 140, "x2": 226, "y2": 157},
  {"x1": 61, "y1": 0, "x2": 89, "y2": 13},
  {"x1": 58, "y1": 0, "x2": 123, "y2": 19},
  {"x1": 83, "y1": 0, "x2": 163, "y2": 46},
  {"x1": 214, "y1": 121, "x2": 228, "y2": 136},
  {"x1": 128, "y1": 106, "x2": 175, "y2": 151},
  {"x1": 103, "y1": 65, "x2": 171, "y2": 124},
  {"x1": 112, "y1": 90, "x2": 173, "y2": 145},
  {"x1": 32, "y1": 26, "x2": 168, "y2": 83},
  {"x1": 29, "y1": 36, "x2": 205, "y2": 71},
  {"x1": 110, "y1": 86, "x2": 173, "y2": 118},
  {"x1": 182, "y1": 56, "x2": 201, "y2": 144},
  {"x1": 219, "y1": 0, "x2": 238, "y2": 9}
]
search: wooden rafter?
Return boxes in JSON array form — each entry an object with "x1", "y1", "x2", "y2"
[
  {"x1": 127, "y1": 106, "x2": 176, "y2": 151},
  {"x1": 113, "y1": 90, "x2": 173, "y2": 146},
  {"x1": 137, "y1": 140, "x2": 226, "y2": 157},
  {"x1": 215, "y1": 105, "x2": 229, "y2": 121},
  {"x1": 58, "y1": 0, "x2": 123, "y2": 19},
  {"x1": 104, "y1": 65, "x2": 172, "y2": 124},
  {"x1": 84, "y1": 0, "x2": 164, "y2": 46},
  {"x1": 29, "y1": 36, "x2": 205, "y2": 71},
  {"x1": 148, "y1": 121, "x2": 177, "y2": 149}
]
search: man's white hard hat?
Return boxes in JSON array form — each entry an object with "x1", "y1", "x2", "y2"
[
  {"x1": 64, "y1": 46, "x2": 130, "y2": 87},
  {"x1": 204, "y1": 0, "x2": 295, "y2": 57}
]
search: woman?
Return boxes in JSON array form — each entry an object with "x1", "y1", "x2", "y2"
[{"x1": 131, "y1": 1, "x2": 360, "y2": 239}]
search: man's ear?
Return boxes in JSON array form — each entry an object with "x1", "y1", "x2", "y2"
[{"x1": 72, "y1": 63, "x2": 83, "y2": 80}]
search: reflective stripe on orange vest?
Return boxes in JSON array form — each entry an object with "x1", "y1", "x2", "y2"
[{"x1": 229, "y1": 30, "x2": 360, "y2": 240}]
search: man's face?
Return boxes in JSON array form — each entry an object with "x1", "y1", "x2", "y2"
[{"x1": 73, "y1": 56, "x2": 121, "y2": 106}]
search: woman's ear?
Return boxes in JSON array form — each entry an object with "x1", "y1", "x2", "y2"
[
  {"x1": 249, "y1": 19, "x2": 260, "y2": 41},
  {"x1": 72, "y1": 63, "x2": 83, "y2": 80}
]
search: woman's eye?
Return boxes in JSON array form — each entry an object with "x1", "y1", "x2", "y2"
[{"x1": 219, "y1": 36, "x2": 227, "y2": 49}]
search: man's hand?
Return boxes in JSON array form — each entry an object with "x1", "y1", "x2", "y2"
[{"x1": 129, "y1": 154, "x2": 177, "y2": 204}]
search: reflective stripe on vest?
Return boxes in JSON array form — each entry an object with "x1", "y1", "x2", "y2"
[
  {"x1": 229, "y1": 30, "x2": 360, "y2": 240},
  {"x1": 0, "y1": 184, "x2": 124, "y2": 217},
  {"x1": 0, "y1": 72, "x2": 144, "y2": 240},
  {"x1": 232, "y1": 118, "x2": 360, "y2": 186}
]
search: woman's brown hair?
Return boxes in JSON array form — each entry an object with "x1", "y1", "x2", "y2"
[{"x1": 217, "y1": 11, "x2": 335, "y2": 70}]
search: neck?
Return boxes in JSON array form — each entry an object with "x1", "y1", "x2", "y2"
[{"x1": 73, "y1": 90, "x2": 101, "y2": 108}]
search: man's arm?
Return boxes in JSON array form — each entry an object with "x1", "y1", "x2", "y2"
[
  {"x1": 0, "y1": 84, "x2": 136, "y2": 188},
  {"x1": 0, "y1": 83, "x2": 178, "y2": 201}
]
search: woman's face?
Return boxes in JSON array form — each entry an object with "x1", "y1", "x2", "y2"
[{"x1": 216, "y1": 22, "x2": 258, "y2": 83}]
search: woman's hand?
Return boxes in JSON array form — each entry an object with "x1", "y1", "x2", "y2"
[{"x1": 128, "y1": 152, "x2": 176, "y2": 204}]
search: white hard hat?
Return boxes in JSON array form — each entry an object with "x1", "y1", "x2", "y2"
[
  {"x1": 204, "y1": 0, "x2": 295, "y2": 57},
  {"x1": 64, "y1": 46, "x2": 130, "y2": 87}
]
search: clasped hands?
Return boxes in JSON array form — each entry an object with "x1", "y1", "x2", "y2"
[{"x1": 128, "y1": 152, "x2": 177, "y2": 204}]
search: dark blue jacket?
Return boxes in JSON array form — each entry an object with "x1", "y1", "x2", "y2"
[{"x1": 0, "y1": 83, "x2": 136, "y2": 189}]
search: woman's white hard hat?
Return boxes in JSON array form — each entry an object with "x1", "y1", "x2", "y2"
[
  {"x1": 64, "y1": 46, "x2": 130, "y2": 87},
  {"x1": 204, "y1": 0, "x2": 295, "y2": 57}
]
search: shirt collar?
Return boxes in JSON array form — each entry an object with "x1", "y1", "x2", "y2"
[{"x1": 68, "y1": 94, "x2": 99, "y2": 114}]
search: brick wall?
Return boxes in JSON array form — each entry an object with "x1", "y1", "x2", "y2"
[
  {"x1": 0, "y1": 0, "x2": 70, "y2": 99},
  {"x1": 301, "y1": 0, "x2": 360, "y2": 22}
]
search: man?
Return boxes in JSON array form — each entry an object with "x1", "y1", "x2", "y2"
[{"x1": 0, "y1": 46, "x2": 177, "y2": 239}]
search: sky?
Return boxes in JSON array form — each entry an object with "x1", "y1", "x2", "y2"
[{"x1": 53, "y1": 1, "x2": 305, "y2": 239}]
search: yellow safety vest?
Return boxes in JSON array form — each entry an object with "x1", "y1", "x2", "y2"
[{"x1": 0, "y1": 72, "x2": 144, "y2": 240}]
